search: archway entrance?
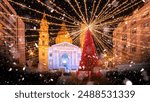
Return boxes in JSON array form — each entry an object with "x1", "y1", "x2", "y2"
[{"x1": 61, "y1": 53, "x2": 69, "y2": 72}]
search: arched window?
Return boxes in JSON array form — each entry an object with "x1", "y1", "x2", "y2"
[
  {"x1": 122, "y1": 34, "x2": 127, "y2": 40},
  {"x1": 142, "y1": 11, "x2": 149, "y2": 18},
  {"x1": 61, "y1": 53, "x2": 69, "y2": 66},
  {"x1": 143, "y1": 22, "x2": 149, "y2": 28},
  {"x1": 49, "y1": 53, "x2": 52, "y2": 57}
]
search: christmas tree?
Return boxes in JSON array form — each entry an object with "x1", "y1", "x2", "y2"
[{"x1": 78, "y1": 29, "x2": 98, "y2": 71}]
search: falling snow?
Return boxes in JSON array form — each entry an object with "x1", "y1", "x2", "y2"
[{"x1": 0, "y1": 0, "x2": 149, "y2": 85}]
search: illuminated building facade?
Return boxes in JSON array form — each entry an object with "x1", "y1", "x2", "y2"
[
  {"x1": 113, "y1": 1, "x2": 150, "y2": 65},
  {"x1": 0, "y1": 0, "x2": 25, "y2": 64},
  {"x1": 38, "y1": 15, "x2": 81, "y2": 72},
  {"x1": 48, "y1": 42, "x2": 81, "y2": 72}
]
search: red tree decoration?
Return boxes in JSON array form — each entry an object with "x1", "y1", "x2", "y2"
[{"x1": 78, "y1": 29, "x2": 98, "y2": 72}]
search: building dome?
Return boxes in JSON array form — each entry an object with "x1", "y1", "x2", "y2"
[{"x1": 56, "y1": 23, "x2": 72, "y2": 44}]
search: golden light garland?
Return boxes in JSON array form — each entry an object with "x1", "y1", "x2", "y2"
[
  {"x1": 0, "y1": 0, "x2": 147, "y2": 55},
  {"x1": 36, "y1": 0, "x2": 77, "y2": 23},
  {"x1": 8, "y1": 0, "x2": 79, "y2": 27},
  {"x1": 65, "y1": 0, "x2": 87, "y2": 25}
]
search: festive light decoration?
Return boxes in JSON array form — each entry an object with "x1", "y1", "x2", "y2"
[
  {"x1": 38, "y1": 14, "x2": 49, "y2": 71},
  {"x1": 0, "y1": 0, "x2": 150, "y2": 85},
  {"x1": 8, "y1": 0, "x2": 79, "y2": 26},
  {"x1": 78, "y1": 29, "x2": 98, "y2": 71},
  {"x1": 5, "y1": 0, "x2": 144, "y2": 51},
  {"x1": 36, "y1": 0, "x2": 78, "y2": 23},
  {"x1": 1, "y1": 0, "x2": 148, "y2": 66}
]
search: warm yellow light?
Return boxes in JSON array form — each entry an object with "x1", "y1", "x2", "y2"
[
  {"x1": 56, "y1": 23, "x2": 72, "y2": 44},
  {"x1": 30, "y1": 52, "x2": 34, "y2": 56},
  {"x1": 104, "y1": 54, "x2": 107, "y2": 57},
  {"x1": 80, "y1": 23, "x2": 94, "y2": 48},
  {"x1": 87, "y1": 23, "x2": 94, "y2": 31},
  {"x1": 28, "y1": 50, "x2": 34, "y2": 56},
  {"x1": 109, "y1": 58, "x2": 112, "y2": 61}
]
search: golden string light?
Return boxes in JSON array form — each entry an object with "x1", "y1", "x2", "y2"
[
  {"x1": 93, "y1": 30, "x2": 143, "y2": 57},
  {"x1": 0, "y1": 11, "x2": 78, "y2": 28},
  {"x1": 36, "y1": 0, "x2": 77, "y2": 23},
  {"x1": 1, "y1": 12, "x2": 149, "y2": 49},
  {"x1": 93, "y1": 34, "x2": 110, "y2": 52},
  {"x1": 65, "y1": 0, "x2": 87, "y2": 24},
  {"x1": 84, "y1": 0, "x2": 88, "y2": 23},
  {"x1": 93, "y1": 29, "x2": 150, "y2": 49},
  {"x1": 93, "y1": 1, "x2": 130, "y2": 25},
  {"x1": 96, "y1": 0, "x2": 142, "y2": 24},
  {"x1": 47, "y1": 0, "x2": 79, "y2": 22},
  {"x1": 90, "y1": 0, "x2": 97, "y2": 23},
  {"x1": 74, "y1": 0, "x2": 86, "y2": 23},
  {"x1": 8, "y1": 0, "x2": 79, "y2": 27},
  {"x1": 1, "y1": 0, "x2": 147, "y2": 56},
  {"x1": 99, "y1": 0, "x2": 128, "y2": 20},
  {"x1": 90, "y1": 0, "x2": 105, "y2": 23}
]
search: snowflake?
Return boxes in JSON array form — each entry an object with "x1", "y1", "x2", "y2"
[
  {"x1": 15, "y1": 68, "x2": 18, "y2": 71},
  {"x1": 33, "y1": 26, "x2": 36, "y2": 30},
  {"x1": 8, "y1": 68, "x2": 12, "y2": 72},
  {"x1": 123, "y1": 78, "x2": 132, "y2": 85},
  {"x1": 13, "y1": 62, "x2": 17, "y2": 65},
  {"x1": 39, "y1": 74, "x2": 43, "y2": 77},
  {"x1": 35, "y1": 43, "x2": 38, "y2": 48},
  {"x1": 22, "y1": 77, "x2": 25, "y2": 81},
  {"x1": 142, "y1": 0, "x2": 146, "y2": 2},
  {"x1": 140, "y1": 68, "x2": 144, "y2": 72},
  {"x1": 23, "y1": 66, "x2": 26, "y2": 71},
  {"x1": 51, "y1": 9, "x2": 54, "y2": 13},
  {"x1": 63, "y1": 14, "x2": 65, "y2": 17}
]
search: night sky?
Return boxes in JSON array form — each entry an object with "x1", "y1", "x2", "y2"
[{"x1": 10, "y1": 0, "x2": 144, "y2": 42}]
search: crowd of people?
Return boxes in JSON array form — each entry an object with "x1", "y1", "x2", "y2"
[
  {"x1": 0, "y1": 53, "x2": 149, "y2": 85},
  {"x1": 106, "y1": 68, "x2": 150, "y2": 85}
]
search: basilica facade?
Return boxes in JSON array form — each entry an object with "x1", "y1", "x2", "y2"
[
  {"x1": 38, "y1": 14, "x2": 81, "y2": 72},
  {"x1": 48, "y1": 42, "x2": 81, "y2": 72}
]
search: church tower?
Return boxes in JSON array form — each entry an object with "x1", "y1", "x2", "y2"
[
  {"x1": 38, "y1": 14, "x2": 49, "y2": 71},
  {"x1": 56, "y1": 23, "x2": 72, "y2": 44}
]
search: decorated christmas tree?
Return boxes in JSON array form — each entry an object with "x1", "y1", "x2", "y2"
[{"x1": 78, "y1": 29, "x2": 98, "y2": 72}]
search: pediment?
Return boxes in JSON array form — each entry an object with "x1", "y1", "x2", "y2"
[{"x1": 51, "y1": 42, "x2": 80, "y2": 49}]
